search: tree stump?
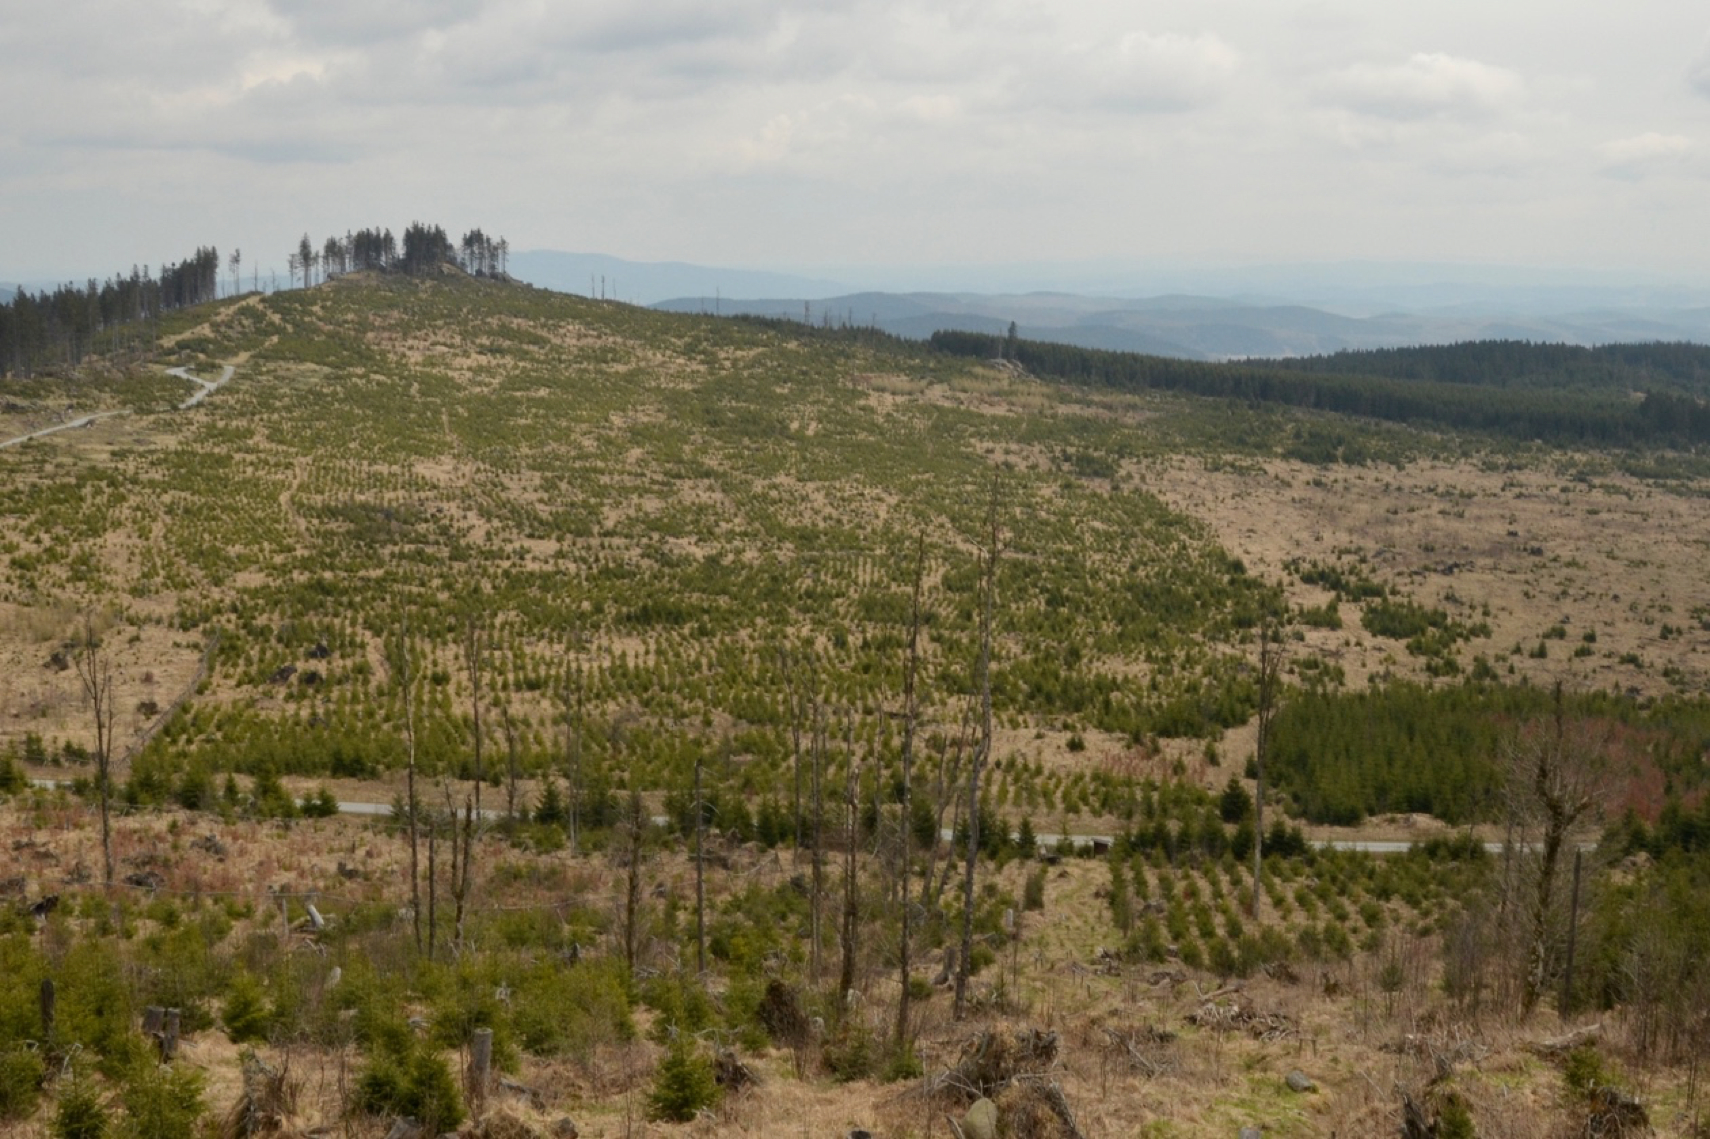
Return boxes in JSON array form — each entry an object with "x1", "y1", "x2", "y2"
[{"x1": 468, "y1": 1027, "x2": 494, "y2": 1108}]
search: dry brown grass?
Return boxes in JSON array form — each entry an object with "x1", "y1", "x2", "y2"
[{"x1": 2, "y1": 794, "x2": 1704, "y2": 1137}]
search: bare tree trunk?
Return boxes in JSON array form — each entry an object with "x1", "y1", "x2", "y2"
[
  {"x1": 926, "y1": 708, "x2": 974, "y2": 911},
  {"x1": 426, "y1": 810, "x2": 439, "y2": 960},
  {"x1": 1511, "y1": 682, "x2": 1604, "y2": 1018},
  {"x1": 73, "y1": 612, "x2": 117, "y2": 888},
  {"x1": 623, "y1": 788, "x2": 644, "y2": 974},
  {"x1": 564, "y1": 649, "x2": 582, "y2": 855},
  {"x1": 400, "y1": 620, "x2": 422, "y2": 954},
  {"x1": 897, "y1": 535, "x2": 925, "y2": 1049},
  {"x1": 501, "y1": 705, "x2": 519, "y2": 829},
  {"x1": 956, "y1": 489, "x2": 1000, "y2": 1021},
  {"x1": 1251, "y1": 624, "x2": 1282, "y2": 922},
  {"x1": 456, "y1": 616, "x2": 485, "y2": 950},
  {"x1": 694, "y1": 752, "x2": 706, "y2": 976},
  {"x1": 781, "y1": 648, "x2": 807, "y2": 855},
  {"x1": 811, "y1": 702, "x2": 826, "y2": 986},
  {"x1": 839, "y1": 719, "x2": 860, "y2": 1007}
]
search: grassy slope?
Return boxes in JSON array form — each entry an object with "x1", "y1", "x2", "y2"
[{"x1": 1, "y1": 274, "x2": 1282, "y2": 827}]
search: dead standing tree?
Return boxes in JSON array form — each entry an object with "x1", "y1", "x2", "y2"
[
  {"x1": 896, "y1": 534, "x2": 927, "y2": 1049},
  {"x1": 1506, "y1": 681, "x2": 1610, "y2": 1017},
  {"x1": 621, "y1": 787, "x2": 646, "y2": 974},
  {"x1": 453, "y1": 615, "x2": 486, "y2": 950},
  {"x1": 955, "y1": 487, "x2": 1000, "y2": 1021},
  {"x1": 839, "y1": 718, "x2": 861, "y2": 1008},
  {"x1": 72, "y1": 611, "x2": 118, "y2": 888},
  {"x1": 562, "y1": 645, "x2": 585, "y2": 855},
  {"x1": 1251, "y1": 623, "x2": 1283, "y2": 922},
  {"x1": 396, "y1": 617, "x2": 423, "y2": 954}
]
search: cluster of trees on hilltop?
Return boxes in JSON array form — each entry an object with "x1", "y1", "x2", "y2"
[
  {"x1": 0, "y1": 247, "x2": 222, "y2": 377},
  {"x1": 1253, "y1": 340, "x2": 1710, "y2": 398},
  {"x1": 931, "y1": 330, "x2": 1710, "y2": 449},
  {"x1": 1, "y1": 223, "x2": 512, "y2": 377},
  {"x1": 288, "y1": 223, "x2": 508, "y2": 287}
]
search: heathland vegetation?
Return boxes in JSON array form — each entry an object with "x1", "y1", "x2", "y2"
[{"x1": 0, "y1": 247, "x2": 1708, "y2": 1136}]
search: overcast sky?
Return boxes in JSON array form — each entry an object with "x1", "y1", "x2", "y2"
[{"x1": 6, "y1": 0, "x2": 1710, "y2": 286}]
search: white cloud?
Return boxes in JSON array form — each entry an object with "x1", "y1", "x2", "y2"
[
  {"x1": 1599, "y1": 131, "x2": 1691, "y2": 179},
  {"x1": 1324, "y1": 52, "x2": 1523, "y2": 120}
]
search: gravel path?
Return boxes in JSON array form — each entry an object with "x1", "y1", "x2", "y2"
[{"x1": 0, "y1": 364, "x2": 237, "y2": 451}]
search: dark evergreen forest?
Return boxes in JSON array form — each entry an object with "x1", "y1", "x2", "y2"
[{"x1": 932, "y1": 331, "x2": 1710, "y2": 448}]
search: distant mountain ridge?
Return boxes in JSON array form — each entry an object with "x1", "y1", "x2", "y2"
[
  {"x1": 652, "y1": 290, "x2": 1710, "y2": 361},
  {"x1": 496, "y1": 248, "x2": 1710, "y2": 359},
  {"x1": 507, "y1": 250, "x2": 847, "y2": 306}
]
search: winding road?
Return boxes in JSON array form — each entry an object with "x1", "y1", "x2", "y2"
[
  {"x1": 168, "y1": 364, "x2": 235, "y2": 409},
  {"x1": 0, "y1": 410, "x2": 131, "y2": 451},
  {"x1": 0, "y1": 364, "x2": 236, "y2": 451}
]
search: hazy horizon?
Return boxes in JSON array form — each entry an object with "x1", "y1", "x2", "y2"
[{"x1": 5, "y1": 1, "x2": 1709, "y2": 290}]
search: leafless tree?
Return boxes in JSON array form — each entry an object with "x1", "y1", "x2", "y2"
[
  {"x1": 562, "y1": 646, "x2": 584, "y2": 854},
  {"x1": 501, "y1": 705, "x2": 520, "y2": 828},
  {"x1": 622, "y1": 787, "x2": 645, "y2": 973},
  {"x1": 955, "y1": 486, "x2": 1000, "y2": 1021},
  {"x1": 694, "y1": 750, "x2": 706, "y2": 976},
  {"x1": 1251, "y1": 622, "x2": 1283, "y2": 921},
  {"x1": 453, "y1": 615, "x2": 486, "y2": 949},
  {"x1": 896, "y1": 535, "x2": 926, "y2": 1048},
  {"x1": 72, "y1": 611, "x2": 117, "y2": 888},
  {"x1": 780, "y1": 646, "x2": 809, "y2": 852},
  {"x1": 839, "y1": 718, "x2": 861, "y2": 1008},
  {"x1": 810, "y1": 701, "x2": 827, "y2": 985},
  {"x1": 925, "y1": 704, "x2": 975, "y2": 911},
  {"x1": 1505, "y1": 682, "x2": 1611, "y2": 1017},
  {"x1": 397, "y1": 616, "x2": 422, "y2": 953}
]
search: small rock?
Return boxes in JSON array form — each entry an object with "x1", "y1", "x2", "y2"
[
  {"x1": 382, "y1": 1119, "x2": 421, "y2": 1139},
  {"x1": 1240, "y1": 1128, "x2": 1263, "y2": 1139},
  {"x1": 964, "y1": 1096, "x2": 1000, "y2": 1139},
  {"x1": 548, "y1": 1119, "x2": 579, "y2": 1139},
  {"x1": 1285, "y1": 1070, "x2": 1317, "y2": 1094}
]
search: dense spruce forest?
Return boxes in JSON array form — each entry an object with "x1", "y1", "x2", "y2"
[
  {"x1": 932, "y1": 329, "x2": 1710, "y2": 448},
  {"x1": 1255, "y1": 340, "x2": 1710, "y2": 395}
]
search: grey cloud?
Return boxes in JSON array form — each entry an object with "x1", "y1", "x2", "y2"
[
  {"x1": 265, "y1": 0, "x2": 473, "y2": 47},
  {"x1": 1692, "y1": 41, "x2": 1710, "y2": 98}
]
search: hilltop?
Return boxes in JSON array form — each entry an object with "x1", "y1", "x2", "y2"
[{"x1": 0, "y1": 271, "x2": 1708, "y2": 1137}]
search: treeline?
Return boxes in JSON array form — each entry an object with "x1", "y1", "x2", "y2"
[
  {"x1": 289, "y1": 223, "x2": 508, "y2": 287},
  {"x1": 930, "y1": 331, "x2": 1710, "y2": 449},
  {"x1": 1254, "y1": 340, "x2": 1710, "y2": 398},
  {"x1": 0, "y1": 248, "x2": 222, "y2": 377},
  {"x1": 1, "y1": 222, "x2": 511, "y2": 376}
]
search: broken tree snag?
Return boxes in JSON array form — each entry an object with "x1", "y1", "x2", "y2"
[
  {"x1": 224, "y1": 1051, "x2": 296, "y2": 1136},
  {"x1": 469, "y1": 1027, "x2": 494, "y2": 1107},
  {"x1": 162, "y1": 1008, "x2": 181, "y2": 1060},
  {"x1": 918, "y1": 1026, "x2": 1061, "y2": 1102}
]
